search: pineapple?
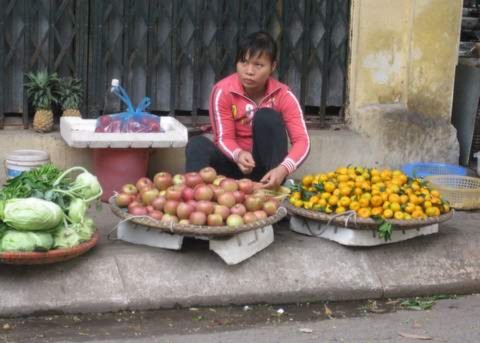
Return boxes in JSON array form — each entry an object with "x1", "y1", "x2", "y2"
[
  {"x1": 24, "y1": 71, "x2": 60, "y2": 133},
  {"x1": 59, "y1": 77, "x2": 83, "y2": 117}
]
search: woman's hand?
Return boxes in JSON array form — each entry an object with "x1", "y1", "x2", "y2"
[
  {"x1": 236, "y1": 151, "x2": 256, "y2": 174},
  {"x1": 260, "y1": 165, "x2": 289, "y2": 189}
]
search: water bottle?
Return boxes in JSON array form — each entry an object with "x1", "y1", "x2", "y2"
[{"x1": 102, "y1": 78, "x2": 120, "y2": 115}]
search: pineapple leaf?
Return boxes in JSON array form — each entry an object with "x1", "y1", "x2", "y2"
[
  {"x1": 24, "y1": 70, "x2": 60, "y2": 110},
  {"x1": 58, "y1": 77, "x2": 83, "y2": 110}
]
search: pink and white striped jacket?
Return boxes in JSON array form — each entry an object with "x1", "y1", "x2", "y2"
[{"x1": 208, "y1": 73, "x2": 310, "y2": 174}]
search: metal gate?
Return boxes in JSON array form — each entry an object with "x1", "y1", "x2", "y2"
[{"x1": 0, "y1": 0, "x2": 350, "y2": 128}]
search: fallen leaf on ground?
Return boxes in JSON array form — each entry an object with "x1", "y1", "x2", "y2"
[
  {"x1": 324, "y1": 304, "x2": 333, "y2": 318},
  {"x1": 299, "y1": 328, "x2": 313, "y2": 334},
  {"x1": 398, "y1": 332, "x2": 433, "y2": 340}
]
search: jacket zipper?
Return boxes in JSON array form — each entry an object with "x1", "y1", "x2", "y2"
[{"x1": 231, "y1": 87, "x2": 281, "y2": 108}]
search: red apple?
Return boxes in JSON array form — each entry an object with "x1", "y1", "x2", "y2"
[
  {"x1": 212, "y1": 185, "x2": 225, "y2": 200},
  {"x1": 163, "y1": 200, "x2": 180, "y2": 215},
  {"x1": 196, "y1": 200, "x2": 214, "y2": 215},
  {"x1": 232, "y1": 190, "x2": 245, "y2": 204},
  {"x1": 214, "y1": 204, "x2": 231, "y2": 220},
  {"x1": 213, "y1": 175, "x2": 226, "y2": 186},
  {"x1": 182, "y1": 187, "x2": 195, "y2": 202},
  {"x1": 207, "y1": 213, "x2": 223, "y2": 226},
  {"x1": 136, "y1": 177, "x2": 153, "y2": 192},
  {"x1": 190, "y1": 211, "x2": 207, "y2": 225},
  {"x1": 220, "y1": 178, "x2": 238, "y2": 192},
  {"x1": 149, "y1": 210, "x2": 163, "y2": 221},
  {"x1": 141, "y1": 188, "x2": 159, "y2": 205},
  {"x1": 129, "y1": 205, "x2": 148, "y2": 216},
  {"x1": 184, "y1": 172, "x2": 203, "y2": 188},
  {"x1": 226, "y1": 214, "x2": 244, "y2": 227},
  {"x1": 243, "y1": 212, "x2": 257, "y2": 224},
  {"x1": 152, "y1": 196, "x2": 167, "y2": 211},
  {"x1": 176, "y1": 202, "x2": 195, "y2": 220},
  {"x1": 178, "y1": 219, "x2": 190, "y2": 225},
  {"x1": 237, "y1": 179, "x2": 254, "y2": 194},
  {"x1": 115, "y1": 193, "x2": 134, "y2": 207},
  {"x1": 166, "y1": 185, "x2": 183, "y2": 201},
  {"x1": 153, "y1": 172, "x2": 173, "y2": 191},
  {"x1": 121, "y1": 183, "x2": 138, "y2": 195},
  {"x1": 128, "y1": 200, "x2": 143, "y2": 213},
  {"x1": 245, "y1": 195, "x2": 263, "y2": 212},
  {"x1": 254, "y1": 210, "x2": 268, "y2": 220},
  {"x1": 217, "y1": 192, "x2": 236, "y2": 208},
  {"x1": 199, "y1": 167, "x2": 217, "y2": 184},
  {"x1": 230, "y1": 203, "x2": 246, "y2": 216},
  {"x1": 172, "y1": 174, "x2": 185, "y2": 186},
  {"x1": 187, "y1": 200, "x2": 197, "y2": 210},
  {"x1": 194, "y1": 184, "x2": 214, "y2": 201},
  {"x1": 263, "y1": 200, "x2": 278, "y2": 216}
]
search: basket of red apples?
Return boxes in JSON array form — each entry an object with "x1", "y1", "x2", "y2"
[{"x1": 109, "y1": 167, "x2": 289, "y2": 237}]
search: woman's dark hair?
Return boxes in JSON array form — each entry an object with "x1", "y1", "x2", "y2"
[{"x1": 235, "y1": 31, "x2": 277, "y2": 64}]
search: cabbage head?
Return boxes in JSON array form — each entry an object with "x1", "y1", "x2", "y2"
[
  {"x1": 0, "y1": 230, "x2": 53, "y2": 252},
  {"x1": 53, "y1": 223, "x2": 81, "y2": 248},
  {"x1": 0, "y1": 198, "x2": 63, "y2": 231}
]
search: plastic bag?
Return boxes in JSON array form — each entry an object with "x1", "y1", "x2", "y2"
[{"x1": 95, "y1": 83, "x2": 161, "y2": 133}]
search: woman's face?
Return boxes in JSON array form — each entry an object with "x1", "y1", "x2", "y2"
[{"x1": 236, "y1": 51, "x2": 276, "y2": 95}]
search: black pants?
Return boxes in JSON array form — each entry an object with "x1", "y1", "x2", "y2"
[{"x1": 185, "y1": 108, "x2": 288, "y2": 181}]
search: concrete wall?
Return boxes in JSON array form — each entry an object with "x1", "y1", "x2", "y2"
[
  {"x1": 347, "y1": 0, "x2": 462, "y2": 166},
  {"x1": 0, "y1": 129, "x2": 384, "y2": 182}
]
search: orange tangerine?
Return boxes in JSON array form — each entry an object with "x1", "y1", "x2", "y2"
[
  {"x1": 357, "y1": 208, "x2": 371, "y2": 218},
  {"x1": 302, "y1": 175, "x2": 314, "y2": 187},
  {"x1": 339, "y1": 196, "x2": 351, "y2": 207},
  {"x1": 349, "y1": 201, "x2": 360, "y2": 211},
  {"x1": 426, "y1": 206, "x2": 440, "y2": 217},
  {"x1": 371, "y1": 207, "x2": 383, "y2": 216},
  {"x1": 371, "y1": 195, "x2": 383, "y2": 207},
  {"x1": 359, "y1": 198, "x2": 370, "y2": 208},
  {"x1": 383, "y1": 209, "x2": 394, "y2": 219},
  {"x1": 390, "y1": 202, "x2": 401, "y2": 213},
  {"x1": 328, "y1": 195, "x2": 338, "y2": 206},
  {"x1": 324, "y1": 182, "x2": 336, "y2": 193}
]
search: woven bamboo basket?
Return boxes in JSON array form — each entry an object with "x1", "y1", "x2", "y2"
[
  {"x1": 284, "y1": 202, "x2": 454, "y2": 230},
  {"x1": 425, "y1": 175, "x2": 480, "y2": 210},
  {"x1": 109, "y1": 198, "x2": 288, "y2": 237},
  {"x1": 0, "y1": 230, "x2": 100, "y2": 265}
]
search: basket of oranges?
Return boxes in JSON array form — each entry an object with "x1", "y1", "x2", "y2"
[{"x1": 285, "y1": 166, "x2": 454, "y2": 234}]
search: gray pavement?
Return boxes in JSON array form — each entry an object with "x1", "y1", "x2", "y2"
[{"x1": 0, "y1": 204, "x2": 479, "y2": 317}]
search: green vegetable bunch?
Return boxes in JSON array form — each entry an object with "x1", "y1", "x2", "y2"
[{"x1": 0, "y1": 165, "x2": 103, "y2": 252}]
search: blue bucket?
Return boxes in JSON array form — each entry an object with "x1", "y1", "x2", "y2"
[{"x1": 401, "y1": 162, "x2": 468, "y2": 179}]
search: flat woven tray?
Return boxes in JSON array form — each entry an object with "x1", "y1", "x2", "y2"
[
  {"x1": 284, "y1": 202, "x2": 454, "y2": 230},
  {"x1": 109, "y1": 198, "x2": 287, "y2": 237},
  {"x1": 0, "y1": 230, "x2": 100, "y2": 265}
]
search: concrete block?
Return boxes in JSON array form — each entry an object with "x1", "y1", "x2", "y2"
[
  {"x1": 116, "y1": 221, "x2": 274, "y2": 265},
  {"x1": 60, "y1": 117, "x2": 188, "y2": 148},
  {"x1": 290, "y1": 215, "x2": 438, "y2": 247},
  {"x1": 117, "y1": 221, "x2": 184, "y2": 250},
  {"x1": 209, "y1": 226, "x2": 274, "y2": 265}
]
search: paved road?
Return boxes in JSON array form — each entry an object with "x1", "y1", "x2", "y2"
[{"x1": 1, "y1": 294, "x2": 479, "y2": 342}]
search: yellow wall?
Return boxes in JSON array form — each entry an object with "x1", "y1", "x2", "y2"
[
  {"x1": 349, "y1": 0, "x2": 462, "y2": 120},
  {"x1": 408, "y1": 0, "x2": 462, "y2": 119}
]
